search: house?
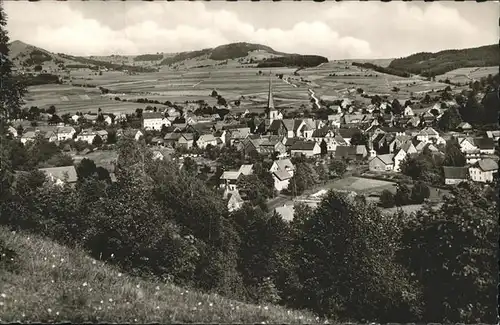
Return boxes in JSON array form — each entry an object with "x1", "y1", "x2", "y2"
[
  {"x1": 274, "y1": 205, "x2": 295, "y2": 222},
  {"x1": 369, "y1": 154, "x2": 394, "y2": 172},
  {"x1": 474, "y1": 138, "x2": 496, "y2": 155},
  {"x1": 103, "y1": 115, "x2": 114, "y2": 125},
  {"x1": 96, "y1": 130, "x2": 109, "y2": 142},
  {"x1": 43, "y1": 130, "x2": 58, "y2": 142},
  {"x1": 327, "y1": 114, "x2": 341, "y2": 128},
  {"x1": 39, "y1": 166, "x2": 78, "y2": 186},
  {"x1": 220, "y1": 171, "x2": 241, "y2": 191},
  {"x1": 393, "y1": 142, "x2": 417, "y2": 172},
  {"x1": 20, "y1": 131, "x2": 37, "y2": 144},
  {"x1": 196, "y1": 134, "x2": 218, "y2": 149},
  {"x1": 456, "y1": 122, "x2": 472, "y2": 132},
  {"x1": 258, "y1": 136, "x2": 287, "y2": 156},
  {"x1": 56, "y1": 126, "x2": 76, "y2": 141},
  {"x1": 336, "y1": 128, "x2": 361, "y2": 145},
  {"x1": 406, "y1": 116, "x2": 421, "y2": 128},
  {"x1": 272, "y1": 168, "x2": 293, "y2": 192},
  {"x1": 239, "y1": 164, "x2": 254, "y2": 176},
  {"x1": 403, "y1": 106, "x2": 414, "y2": 116},
  {"x1": 312, "y1": 127, "x2": 340, "y2": 152},
  {"x1": 219, "y1": 165, "x2": 252, "y2": 192},
  {"x1": 76, "y1": 130, "x2": 97, "y2": 144},
  {"x1": 465, "y1": 150, "x2": 482, "y2": 164},
  {"x1": 143, "y1": 112, "x2": 170, "y2": 131},
  {"x1": 178, "y1": 133, "x2": 195, "y2": 149},
  {"x1": 458, "y1": 137, "x2": 477, "y2": 153},
  {"x1": 290, "y1": 141, "x2": 321, "y2": 157},
  {"x1": 228, "y1": 127, "x2": 251, "y2": 146},
  {"x1": 83, "y1": 114, "x2": 98, "y2": 124},
  {"x1": 416, "y1": 127, "x2": 440, "y2": 144},
  {"x1": 485, "y1": 130, "x2": 500, "y2": 141},
  {"x1": 355, "y1": 145, "x2": 368, "y2": 159},
  {"x1": 224, "y1": 189, "x2": 244, "y2": 212},
  {"x1": 71, "y1": 114, "x2": 81, "y2": 123},
  {"x1": 7, "y1": 126, "x2": 18, "y2": 137},
  {"x1": 335, "y1": 145, "x2": 358, "y2": 161},
  {"x1": 269, "y1": 159, "x2": 295, "y2": 192},
  {"x1": 118, "y1": 129, "x2": 143, "y2": 141},
  {"x1": 469, "y1": 159, "x2": 498, "y2": 183},
  {"x1": 443, "y1": 166, "x2": 469, "y2": 185},
  {"x1": 388, "y1": 135, "x2": 412, "y2": 153}
]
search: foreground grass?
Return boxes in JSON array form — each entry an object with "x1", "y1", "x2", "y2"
[{"x1": 0, "y1": 227, "x2": 324, "y2": 324}]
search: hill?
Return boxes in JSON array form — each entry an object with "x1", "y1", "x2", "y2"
[
  {"x1": 0, "y1": 226, "x2": 322, "y2": 324},
  {"x1": 8, "y1": 40, "x2": 157, "y2": 73},
  {"x1": 387, "y1": 44, "x2": 498, "y2": 77},
  {"x1": 159, "y1": 42, "x2": 326, "y2": 68}
]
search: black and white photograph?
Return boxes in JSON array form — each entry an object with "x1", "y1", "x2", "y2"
[{"x1": 0, "y1": 1, "x2": 498, "y2": 323}]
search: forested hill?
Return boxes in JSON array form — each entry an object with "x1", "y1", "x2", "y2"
[{"x1": 387, "y1": 44, "x2": 498, "y2": 77}]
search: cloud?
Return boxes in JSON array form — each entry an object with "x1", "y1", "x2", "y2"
[{"x1": 3, "y1": 1, "x2": 498, "y2": 59}]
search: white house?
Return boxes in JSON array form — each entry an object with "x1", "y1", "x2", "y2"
[
  {"x1": 56, "y1": 126, "x2": 76, "y2": 141},
  {"x1": 39, "y1": 166, "x2": 78, "y2": 186},
  {"x1": 269, "y1": 159, "x2": 295, "y2": 192},
  {"x1": 403, "y1": 106, "x2": 414, "y2": 116},
  {"x1": 20, "y1": 131, "x2": 37, "y2": 144},
  {"x1": 443, "y1": 166, "x2": 469, "y2": 185},
  {"x1": 393, "y1": 142, "x2": 417, "y2": 172},
  {"x1": 142, "y1": 112, "x2": 171, "y2": 131},
  {"x1": 71, "y1": 114, "x2": 81, "y2": 123},
  {"x1": 469, "y1": 159, "x2": 498, "y2": 183},
  {"x1": 416, "y1": 127, "x2": 441, "y2": 144},
  {"x1": 76, "y1": 130, "x2": 97, "y2": 144},
  {"x1": 196, "y1": 134, "x2": 218, "y2": 149},
  {"x1": 459, "y1": 137, "x2": 477, "y2": 153}
]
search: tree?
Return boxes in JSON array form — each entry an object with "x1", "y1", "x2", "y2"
[
  {"x1": 46, "y1": 105, "x2": 56, "y2": 115},
  {"x1": 34, "y1": 65, "x2": 43, "y2": 72},
  {"x1": 320, "y1": 140, "x2": 328, "y2": 156},
  {"x1": 0, "y1": 4, "x2": 27, "y2": 120},
  {"x1": 107, "y1": 130, "x2": 117, "y2": 144},
  {"x1": 410, "y1": 182, "x2": 430, "y2": 204},
  {"x1": 394, "y1": 183, "x2": 411, "y2": 206},
  {"x1": 437, "y1": 106, "x2": 462, "y2": 132},
  {"x1": 328, "y1": 159, "x2": 347, "y2": 178},
  {"x1": 443, "y1": 137, "x2": 466, "y2": 167},
  {"x1": 135, "y1": 108, "x2": 143, "y2": 119},
  {"x1": 92, "y1": 134, "x2": 103, "y2": 147},
  {"x1": 399, "y1": 184, "x2": 496, "y2": 322},
  {"x1": 391, "y1": 99, "x2": 403, "y2": 115},
  {"x1": 76, "y1": 158, "x2": 98, "y2": 181},
  {"x1": 350, "y1": 130, "x2": 368, "y2": 146},
  {"x1": 379, "y1": 189, "x2": 395, "y2": 208},
  {"x1": 211, "y1": 90, "x2": 218, "y2": 97},
  {"x1": 297, "y1": 190, "x2": 422, "y2": 321}
]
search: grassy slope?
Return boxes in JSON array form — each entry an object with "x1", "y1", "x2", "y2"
[{"x1": 0, "y1": 227, "x2": 323, "y2": 324}]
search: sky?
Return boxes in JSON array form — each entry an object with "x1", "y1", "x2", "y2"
[{"x1": 4, "y1": 1, "x2": 499, "y2": 60}]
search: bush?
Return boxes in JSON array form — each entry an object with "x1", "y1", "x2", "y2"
[
  {"x1": 410, "y1": 182, "x2": 430, "y2": 204},
  {"x1": 379, "y1": 190, "x2": 395, "y2": 208}
]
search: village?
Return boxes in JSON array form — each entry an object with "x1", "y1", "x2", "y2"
[{"x1": 6, "y1": 75, "x2": 499, "y2": 221}]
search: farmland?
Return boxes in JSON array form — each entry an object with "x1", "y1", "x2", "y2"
[
  {"x1": 23, "y1": 61, "x2": 452, "y2": 116},
  {"x1": 435, "y1": 66, "x2": 498, "y2": 84}
]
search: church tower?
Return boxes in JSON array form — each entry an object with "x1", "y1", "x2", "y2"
[{"x1": 267, "y1": 73, "x2": 282, "y2": 124}]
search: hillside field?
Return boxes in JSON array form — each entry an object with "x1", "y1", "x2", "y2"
[
  {"x1": 24, "y1": 62, "x2": 452, "y2": 116},
  {"x1": 0, "y1": 227, "x2": 323, "y2": 324}
]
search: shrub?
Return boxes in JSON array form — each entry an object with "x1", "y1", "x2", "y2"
[{"x1": 379, "y1": 190, "x2": 395, "y2": 208}]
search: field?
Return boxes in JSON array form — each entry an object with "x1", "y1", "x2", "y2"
[
  {"x1": 435, "y1": 66, "x2": 498, "y2": 84},
  {"x1": 23, "y1": 59, "x2": 453, "y2": 116},
  {"x1": 0, "y1": 227, "x2": 322, "y2": 324}
]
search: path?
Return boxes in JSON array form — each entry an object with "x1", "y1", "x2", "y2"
[{"x1": 308, "y1": 88, "x2": 320, "y2": 108}]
